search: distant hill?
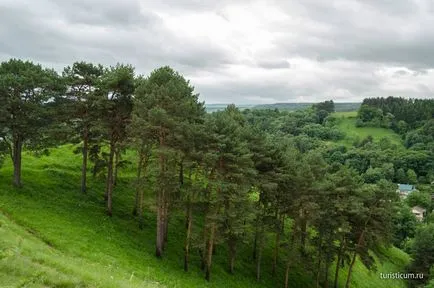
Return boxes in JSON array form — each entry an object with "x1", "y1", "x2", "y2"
[
  {"x1": 205, "y1": 102, "x2": 361, "y2": 113},
  {"x1": 253, "y1": 102, "x2": 361, "y2": 112},
  {"x1": 205, "y1": 104, "x2": 255, "y2": 113}
]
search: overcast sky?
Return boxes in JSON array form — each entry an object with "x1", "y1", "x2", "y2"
[{"x1": 1, "y1": 0, "x2": 434, "y2": 104}]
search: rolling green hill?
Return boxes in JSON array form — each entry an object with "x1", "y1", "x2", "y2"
[
  {"x1": 0, "y1": 146, "x2": 410, "y2": 287},
  {"x1": 332, "y1": 111, "x2": 404, "y2": 147}
]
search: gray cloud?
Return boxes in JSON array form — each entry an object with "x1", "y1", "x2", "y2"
[
  {"x1": 256, "y1": 59, "x2": 290, "y2": 69},
  {"x1": 1, "y1": 0, "x2": 434, "y2": 103},
  {"x1": 50, "y1": 0, "x2": 148, "y2": 27}
]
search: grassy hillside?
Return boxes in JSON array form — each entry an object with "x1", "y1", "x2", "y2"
[
  {"x1": 332, "y1": 111, "x2": 404, "y2": 147},
  {"x1": 333, "y1": 247, "x2": 410, "y2": 288},
  {"x1": 0, "y1": 146, "x2": 410, "y2": 287},
  {"x1": 0, "y1": 211, "x2": 161, "y2": 288}
]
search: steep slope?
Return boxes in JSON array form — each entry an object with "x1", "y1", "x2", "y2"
[
  {"x1": 0, "y1": 211, "x2": 161, "y2": 288},
  {"x1": 0, "y1": 145, "x2": 410, "y2": 288}
]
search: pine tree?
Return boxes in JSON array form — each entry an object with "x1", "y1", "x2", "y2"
[
  {"x1": 344, "y1": 180, "x2": 397, "y2": 288},
  {"x1": 246, "y1": 131, "x2": 294, "y2": 281},
  {"x1": 62, "y1": 62, "x2": 104, "y2": 193},
  {"x1": 132, "y1": 66, "x2": 204, "y2": 258},
  {"x1": 0, "y1": 59, "x2": 63, "y2": 187},
  {"x1": 97, "y1": 64, "x2": 135, "y2": 216},
  {"x1": 201, "y1": 106, "x2": 255, "y2": 280},
  {"x1": 313, "y1": 165, "x2": 361, "y2": 288}
]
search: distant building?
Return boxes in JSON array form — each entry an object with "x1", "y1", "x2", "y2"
[
  {"x1": 411, "y1": 206, "x2": 426, "y2": 221},
  {"x1": 396, "y1": 184, "x2": 416, "y2": 199}
]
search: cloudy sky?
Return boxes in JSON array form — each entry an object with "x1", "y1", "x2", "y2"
[{"x1": 1, "y1": 0, "x2": 434, "y2": 104}]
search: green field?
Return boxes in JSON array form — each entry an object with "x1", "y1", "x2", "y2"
[
  {"x1": 332, "y1": 112, "x2": 404, "y2": 147},
  {"x1": 0, "y1": 146, "x2": 410, "y2": 287}
]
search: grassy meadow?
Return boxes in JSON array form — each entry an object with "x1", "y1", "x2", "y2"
[{"x1": 332, "y1": 111, "x2": 404, "y2": 147}]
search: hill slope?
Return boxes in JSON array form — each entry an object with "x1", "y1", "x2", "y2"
[
  {"x1": 0, "y1": 146, "x2": 410, "y2": 288},
  {"x1": 0, "y1": 211, "x2": 161, "y2": 288},
  {"x1": 332, "y1": 111, "x2": 404, "y2": 147}
]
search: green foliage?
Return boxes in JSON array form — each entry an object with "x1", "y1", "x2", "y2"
[
  {"x1": 0, "y1": 59, "x2": 64, "y2": 146},
  {"x1": 61, "y1": 61, "x2": 104, "y2": 143},
  {"x1": 408, "y1": 223, "x2": 434, "y2": 286},
  {"x1": 405, "y1": 191, "x2": 432, "y2": 210},
  {"x1": 131, "y1": 66, "x2": 205, "y2": 259},
  {"x1": 392, "y1": 203, "x2": 419, "y2": 249},
  {"x1": 395, "y1": 168, "x2": 408, "y2": 184},
  {"x1": 363, "y1": 167, "x2": 385, "y2": 183},
  {"x1": 313, "y1": 100, "x2": 335, "y2": 113},
  {"x1": 0, "y1": 59, "x2": 64, "y2": 186},
  {"x1": 406, "y1": 169, "x2": 418, "y2": 184},
  {"x1": 361, "y1": 97, "x2": 434, "y2": 130},
  {"x1": 300, "y1": 124, "x2": 344, "y2": 141},
  {"x1": 357, "y1": 105, "x2": 384, "y2": 126}
]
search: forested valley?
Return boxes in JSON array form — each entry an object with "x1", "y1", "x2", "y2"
[{"x1": 0, "y1": 59, "x2": 433, "y2": 288}]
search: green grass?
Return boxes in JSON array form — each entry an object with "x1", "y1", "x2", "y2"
[
  {"x1": 0, "y1": 145, "x2": 410, "y2": 287},
  {"x1": 332, "y1": 247, "x2": 411, "y2": 288},
  {"x1": 332, "y1": 112, "x2": 403, "y2": 147},
  {"x1": 0, "y1": 146, "x2": 312, "y2": 288},
  {"x1": 0, "y1": 211, "x2": 161, "y2": 288}
]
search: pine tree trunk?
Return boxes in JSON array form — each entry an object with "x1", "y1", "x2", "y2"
[
  {"x1": 113, "y1": 148, "x2": 120, "y2": 187},
  {"x1": 200, "y1": 206, "x2": 208, "y2": 271},
  {"x1": 300, "y1": 208, "x2": 307, "y2": 257},
  {"x1": 133, "y1": 188, "x2": 139, "y2": 216},
  {"x1": 345, "y1": 230, "x2": 365, "y2": 288},
  {"x1": 285, "y1": 224, "x2": 298, "y2": 288},
  {"x1": 137, "y1": 189, "x2": 144, "y2": 228},
  {"x1": 156, "y1": 188, "x2": 163, "y2": 257},
  {"x1": 81, "y1": 126, "x2": 88, "y2": 194},
  {"x1": 184, "y1": 199, "x2": 192, "y2": 272},
  {"x1": 324, "y1": 254, "x2": 331, "y2": 288},
  {"x1": 200, "y1": 223, "x2": 207, "y2": 271},
  {"x1": 137, "y1": 153, "x2": 145, "y2": 228},
  {"x1": 205, "y1": 221, "x2": 216, "y2": 281},
  {"x1": 256, "y1": 220, "x2": 265, "y2": 282},
  {"x1": 229, "y1": 252, "x2": 235, "y2": 275},
  {"x1": 156, "y1": 133, "x2": 165, "y2": 258},
  {"x1": 334, "y1": 238, "x2": 345, "y2": 288},
  {"x1": 272, "y1": 214, "x2": 282, "y2": 276},
  {"x1": 345, "y1": 252, "x2": 357, "y2": 288},
  {"x1": 284, "y1": 255, "x2": 291, "y2": 288},
  {"x1": 316, "y1": 233, "x2": 323, "y2": 288},
  {"x1": 253, "y1": 227, "x2": 258, "y2": 260},
  {"x1": 133, "y1": 148, "x2": 145, "y2": 218},
  {"x1": 106, "y1": 140, "x2": 115, "y2": 216},
  {"x1": 12, "y1": 135, "x2": 23, "y2": 187},
  {"x1": 160, "y1": 190, "x2": 166, "y2": 251},
  {"x1": 200, "y1": 181, "x2": 212, "y2": 271},
  {"x1": 228, "y1": 237, "x2": 236, "y2": 274},
  {"x1": 163, "y1": 200, "x2": 169, "y2": 249}
]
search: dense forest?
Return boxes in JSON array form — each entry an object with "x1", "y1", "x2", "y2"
[{"x1": 0, "y1": 59, "x2": 433, "y2": 288}]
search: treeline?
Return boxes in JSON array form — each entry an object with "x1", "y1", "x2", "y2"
[
  {"x1": 357, "y1": 96, "x2": 434, "y2": 132},
  {"x1": 0, "y1": 59, "x2": 432, "y2": 287},
  {"x1": 355, "y1": 96, "x2": 434, "y2": 182},
  {"x1": 253, "y1": 101, "x2": 360, "y2": 112}
]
